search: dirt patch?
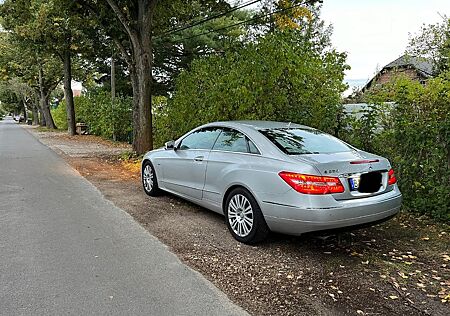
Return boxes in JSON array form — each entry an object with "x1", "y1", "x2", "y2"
[
  {"x1": 28, "y1": 127, "x2": 450, "y2": 316},
  {"x1": 28, "y1": 126, "x2": 131, "y2": 158}
]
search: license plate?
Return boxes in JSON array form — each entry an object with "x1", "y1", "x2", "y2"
[{"x1": 348, "y1": 176, "x2": 360, "y2": 191}]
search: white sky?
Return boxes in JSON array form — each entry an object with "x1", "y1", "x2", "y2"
[{"x1": 321, "y1": 0, "x2": 450, "y2": 80}]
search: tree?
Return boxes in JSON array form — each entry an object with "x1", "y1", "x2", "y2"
[
  {"x1": 76, "y1": 0, "x2": 235, "y2": 153},
  {"x1": 152, "y1": 8, "x2": 253, "y2": 95},
  {"x1": 0, "y1": 82, "x2": 22, "y2": 116},
  {"x1": 0, "y1": 30, "x2": 63, "y2": 128},
  {"x1": 74, "y1": 0, "x2": 320, "y2": 153},
  {"x1": 7, "y1": 78, "x2": 34, "y2": 122},
  {"x1": 103, "y1": 0, "x2": 157, "y2": 153},
  {"x1": 407, "y1": 16, "x2": 450, "y2": 74},
  {"x1": 1, "y1": 0, "x2": 101, "y2": 135}
]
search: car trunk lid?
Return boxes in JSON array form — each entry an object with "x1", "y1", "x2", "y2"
[{"x1": 291, "y1": 151, "x2": 393, "y2": 200}]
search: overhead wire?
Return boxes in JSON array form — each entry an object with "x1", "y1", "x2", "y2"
[
  {"x1": 173, "y1": 1, "x2": 309, "y2": 42},
  {"x1": 162, "y1": 0, "x2": 263, "y2": 36}
]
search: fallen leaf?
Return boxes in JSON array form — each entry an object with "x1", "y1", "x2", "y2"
[
  {"x1": 416, "y1": 283, "x2": 426, "y2": 288},
  {"x1": 328, "y1": 293, "x2": 337, "y2": 301}
]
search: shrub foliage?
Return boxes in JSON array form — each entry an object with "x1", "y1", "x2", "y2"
[
  {"x1": 52, "y1": 90, "x2": 132, "y2": 142},
  {"x1": 343, "y1": 75, "x2": 450, "y2": 221},
  {"x1": 155, "y1": 30, "x2": 349, "y2": 143}
]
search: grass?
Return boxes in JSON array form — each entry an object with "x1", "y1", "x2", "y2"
[{"x1": 36, "y1": 126, "x2": 65, "y2": 133}]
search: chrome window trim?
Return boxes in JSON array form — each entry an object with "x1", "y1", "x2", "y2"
[
  {"x1": 209, "y1": 149, "x2": 262, "y2": 157},
  {"x1": 174, "y1": 124, "x2": 263, "y2": 155}
]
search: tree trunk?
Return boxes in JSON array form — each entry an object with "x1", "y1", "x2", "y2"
[
  {"x1": 39, "y1": 107, "x2": 46, "y2": 126},
  {"x1": 38, "y1": 66, "x2": 57, "y2": 129},
  {"x1": 111, "y1": 54, "x2": 116, "y2": 141},
  {"x1": 40, "y1": 95, "x2": 55, "y2": 129},
  {"x1": 32, "y1": 105, "x2": 39, "y2": 125},
  {"x1": 130, "y1": 2, "x2": 154, "y2": 154},
  {"x1": 32, "y1": 95, "x2": 39, "y2": 125},
  {"x1": 63, "y1": 47, "x2": 76, "y2": 135},
  {"x1": 106, "y1": 0, "x2": 155, "y2": 154},
  {"x1": 132, "y1": 46, "x2": 153, "y2": 154},
  {"x1": 22, "y1": 101, "x2": 27, "y2": 122}
]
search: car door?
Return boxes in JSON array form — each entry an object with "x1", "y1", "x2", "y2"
[
  {"x1": 203, "y1": 128, "x2": 260, "y2": 206},
  {"x1": 161, "y1": 127, "x2": 221, "y2": 200}
]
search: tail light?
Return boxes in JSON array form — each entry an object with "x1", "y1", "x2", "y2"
[
  {"x1": 388, "y1": 169, "x2": 397, "y2": 185},
  {"x1": 279, "y1": 172, "x2": 345, "y2": 194}
]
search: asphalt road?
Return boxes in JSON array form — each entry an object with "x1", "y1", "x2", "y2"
[{"x1": 0, "y1": 117, "x2": 246, "y2": 316}]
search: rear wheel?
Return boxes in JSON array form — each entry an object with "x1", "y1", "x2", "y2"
[
  {"x1": 225, "y1": 187, "x2": 269, "y2": 244},
  {"x1": 142, "y1": 161, "x2": 161, "y2": 196}
]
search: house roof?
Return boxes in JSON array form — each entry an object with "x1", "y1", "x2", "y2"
[
  {"x1": 362, "y1": 54, "x2": 435, "y2": 92},
  {"x1": 384, "y1": 55, "x2": 434, "y2": 77}
]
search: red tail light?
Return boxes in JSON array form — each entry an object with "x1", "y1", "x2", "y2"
[
  {"x1": 279, "y1": 172, "x2": 345, "y2": 194},
  {"x1": 388, "y1": 169, "x2": 397, "y2": 185}
]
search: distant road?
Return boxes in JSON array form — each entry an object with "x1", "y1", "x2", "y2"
[{"x1": 0, "y1": 117, "x2": 245, "y2": 316}]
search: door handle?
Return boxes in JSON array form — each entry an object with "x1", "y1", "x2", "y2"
[{"x1": 194, "y1": 156, "x2": 204, "y2": 162}]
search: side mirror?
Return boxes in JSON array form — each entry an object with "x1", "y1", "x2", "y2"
[{"x1": 164, "y1": 140, "x2": 175, "y2": 150}]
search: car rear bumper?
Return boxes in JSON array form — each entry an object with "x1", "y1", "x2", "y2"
[{"x1": 262, "y1": 189, "x2": 402, "y2": 235}]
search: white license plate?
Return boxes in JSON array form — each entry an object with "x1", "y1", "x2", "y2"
[{"x1": 349, "y1": 176, "x2": 360, "y2": 191}]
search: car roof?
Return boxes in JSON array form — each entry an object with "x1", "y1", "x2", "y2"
[{"x1": 206, "y1": 120, "x2": 313, "y2": 130}]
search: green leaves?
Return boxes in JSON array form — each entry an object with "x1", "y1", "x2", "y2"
[
  {"x1": 344, "y1": 74, "x2": 450, "y2": 221},
  {"x1": 53, "y1": 90, "x2": 133, "y2": 142},
  {"x1": 157, "y1": 27, "x2": 348, "y2": 145}
]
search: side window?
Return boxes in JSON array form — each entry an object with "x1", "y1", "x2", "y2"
[
  {"x1": 213, "y1": 129, "x2": 249, "y2": 153},
  {"x1": 179, "y1": 128, "x2": 221, "y2": 150},
  {"x1": 247, "y1": 139, "x2": 260, "y2": 154}
]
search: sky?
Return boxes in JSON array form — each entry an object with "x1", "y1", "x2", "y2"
[{"x1": 320, "y1": 0, "x2": 450, "y2": 83}]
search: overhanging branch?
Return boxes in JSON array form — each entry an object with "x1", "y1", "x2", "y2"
[{"x1": 105, "y1": 0, "x2": 137, "y2": 39}]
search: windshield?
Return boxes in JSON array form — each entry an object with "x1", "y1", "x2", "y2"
[{"x1": 259, "y1": 128, "x2": 352, "y2": 155}]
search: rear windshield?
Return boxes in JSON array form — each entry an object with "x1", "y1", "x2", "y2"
[{"x1": 259, "y1": 128, "x2": 352, "y2": 155}]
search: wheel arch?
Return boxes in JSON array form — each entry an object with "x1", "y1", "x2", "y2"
[
  {"x1": 222, "y1": 183, "x2": 260, "y2": 215},
  {"x1": 141, "y1": 158, "x2": 151, "y2": 177},
  {"x1": 141, "y1": 157, "x2": 160, "y2": 181}
]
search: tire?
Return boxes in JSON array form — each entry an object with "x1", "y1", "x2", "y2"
[
  {"x1": 224, "y1": 187, "x2": 270, "y2": 244},
  {"x1": 142, "y1": 160, "x2": 162, "y2": 196}
]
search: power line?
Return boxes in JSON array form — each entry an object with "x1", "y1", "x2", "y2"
[
  {"x1": 162, "y1": 0, "x2": 262, "y2": 36},
  {"x1": 174, "y1": 2, "x2": 308, "y2": 42}
]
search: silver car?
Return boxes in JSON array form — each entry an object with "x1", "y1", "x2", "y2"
[{"x1": 142, "y1": 121, "x2": 402, "y2": 244}]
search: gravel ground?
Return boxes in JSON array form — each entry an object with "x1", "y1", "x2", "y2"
[{"x1": 26, "y1": 126, "x2": 450, "y2": 316}]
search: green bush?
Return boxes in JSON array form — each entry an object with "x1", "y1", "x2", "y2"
[
  {"x1": 52, "y1": 102, "x2": 68, "y2": 130},
  {"x1": 154, "y1": 30, "x2": 348, "y2": 146},
  {"x1": 52, "y1": 90, "x2": 133, "y2": 142},
  {"x1": 343, "y1": 75, "x2": 450, "y2": 221}
]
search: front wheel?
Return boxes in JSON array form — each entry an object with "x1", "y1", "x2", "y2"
[
  {"x1": 225, "y1": 188, "x2": 269, "y2": 244},
  {"x1": 142, "y1": 161, "x2": 161, "y2": 196}
]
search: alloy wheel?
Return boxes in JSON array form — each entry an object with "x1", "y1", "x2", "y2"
[
  {"x1": 143, "y1": 164, "x2": 154, "y2": 192},
  {"x1": 228, "y1": 194, "x2": 254, "y2": 237}
]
